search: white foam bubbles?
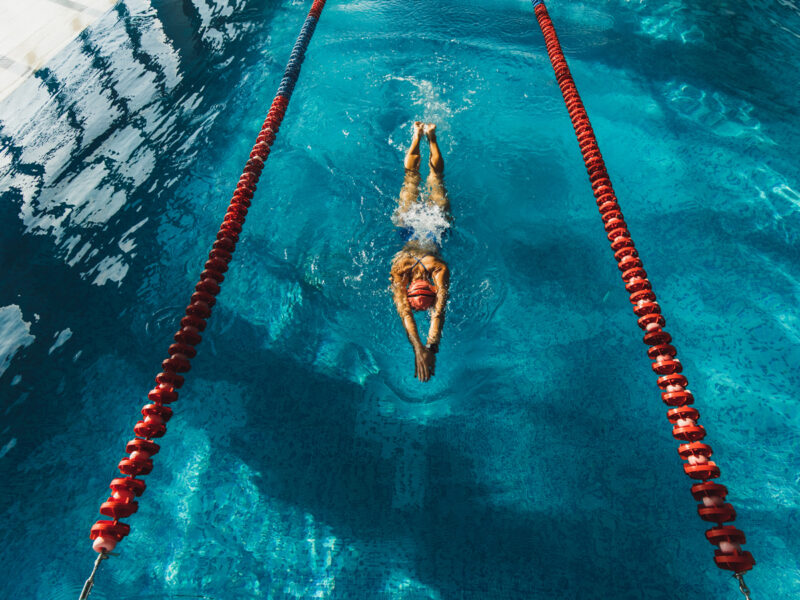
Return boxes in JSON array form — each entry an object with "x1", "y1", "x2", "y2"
[{"x1": 392, "y1": 201, "x2": 451, "y2": 248}]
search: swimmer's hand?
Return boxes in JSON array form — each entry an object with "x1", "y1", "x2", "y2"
[{"x1": 414, "y1": 346, "x2": 436, "y2": 382}]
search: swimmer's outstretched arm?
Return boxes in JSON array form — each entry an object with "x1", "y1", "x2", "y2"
[
  {"x1": 391, "y1": 270, "x2": 435, "y2": 382},
  {"x1": 426, "y1": 262, "x2": 450, "y2": 349}
]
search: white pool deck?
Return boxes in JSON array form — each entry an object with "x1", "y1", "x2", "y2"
[{"x1": 0, "y1": 0, "x2": 117, "y2": 101}]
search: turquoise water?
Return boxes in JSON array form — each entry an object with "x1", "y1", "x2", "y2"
[{"x1": 1, "y1": 0, "x2": 798, "y2": 597}]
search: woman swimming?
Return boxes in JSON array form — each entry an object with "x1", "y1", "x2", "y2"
[{"x1": 390, "y1": 122, "x2": 451, "y2": 382}]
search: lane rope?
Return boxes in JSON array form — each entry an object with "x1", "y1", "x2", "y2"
[
  {"x1": 529, "y1": 0, "x2": 756, "y2": 590},
  {"x1": 81, "y1": 0, "x2": 328, "y2": 595}
]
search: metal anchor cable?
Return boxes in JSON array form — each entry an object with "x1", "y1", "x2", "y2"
[{"x1": 78, "y1": 551, "x2": 109, "y2": 600}]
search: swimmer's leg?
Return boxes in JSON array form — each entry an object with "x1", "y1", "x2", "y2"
[
  {"x1": 425, "y1": 123, "x2": 451, "y2": 216},
  {"x1": 398, "y1": 122, "x2": 424, "y2": 214},
  {"x1": 426, "y1": 123, "x2": 443, "y2": 176},
  {"x1": 405, "y1": 121, "x2": 424, "y2": 172}
]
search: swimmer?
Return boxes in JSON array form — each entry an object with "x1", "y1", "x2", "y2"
[{"x1": 390, "y1": 122, "x2": 451, "y2": 382}]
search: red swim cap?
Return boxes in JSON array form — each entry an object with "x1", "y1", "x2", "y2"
[{"x1": 407, "y1": 279, "x2": 437, "y2": 311}]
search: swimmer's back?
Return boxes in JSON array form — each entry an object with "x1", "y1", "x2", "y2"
[{"x1": 391, "y1": 246, "x2": 445, "y2": 282}]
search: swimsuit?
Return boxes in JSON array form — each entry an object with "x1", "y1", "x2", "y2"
[
  {"x1": 399, "y1": 226, "x2": 437, "y2": 245},
  {"x1": 397, "y1": 226, "x2": 447, "y2": 252},
  {"x1": 408, "y1": 253, "x2": 435, "y2": 283}
]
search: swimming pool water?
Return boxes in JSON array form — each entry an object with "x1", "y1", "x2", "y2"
[{"x1": 1, "y1": 0, "x2": 798, "y2": 598}]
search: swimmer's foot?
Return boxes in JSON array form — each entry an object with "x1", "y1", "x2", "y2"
[
  {"x1": 413, "y1": 121, "x2": 425, "y2": 139},
  {"x1": 424, "y1": 123, "x2": 437, "y2": 141}
]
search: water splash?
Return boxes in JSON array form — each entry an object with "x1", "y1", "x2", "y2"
[{"x1": 392, "y1": 201, "x2": 451, "y2": 249}]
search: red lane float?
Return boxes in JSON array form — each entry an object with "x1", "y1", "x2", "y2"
[
  {"x1": 530, "y1": 0, "x2": 754, "y2": 575},
  {"x1": 88, "y1": 0, "x2": 328, "y2": 555}
]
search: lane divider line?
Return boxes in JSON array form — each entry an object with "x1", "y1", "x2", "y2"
[
  {"x1": 81, "y1": 2, "x2": 328, "y2": 596},
  {"x1": 529, "y1": 0, "x2": 755, "y2": 583}
]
